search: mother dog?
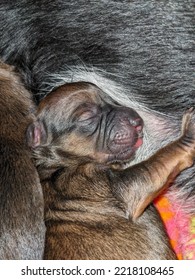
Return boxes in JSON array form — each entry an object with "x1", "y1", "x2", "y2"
[{"x1": 0, "y1": 1, "x2": 194, "y2": 258}]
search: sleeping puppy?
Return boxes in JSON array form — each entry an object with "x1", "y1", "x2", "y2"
[
  {"x1": 0, "y1": 61, "x2": 45, "y2": 259},
  {"x1": 27, "y1": 82, "x2": 195, "y2": 260},
  {"x1": 0, "y1": 1, "x2": 194, "y2": 257}
]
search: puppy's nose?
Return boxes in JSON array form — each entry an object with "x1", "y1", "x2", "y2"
[
  {"x1": 116, "y1": 107, "x2": 144, "y2": 132},
  {"x1": 129, "y1": 117, "x2": 143, "y2": 128},
  {"x1": 129, "y1": 117, "x2": 143, "y2": 135}
]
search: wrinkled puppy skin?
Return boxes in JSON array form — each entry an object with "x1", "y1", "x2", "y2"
[
  {"x1": 0, "y1": 0, "x2": 195, "y2": 256},
  {"x1": 0, "y1": 1, "x2": 195, "y2": 214},
  {"x1": 26, "y1": 82, "x2": 195, "y2": 260}
]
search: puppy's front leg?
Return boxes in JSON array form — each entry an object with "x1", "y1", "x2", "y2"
[{"x1": 110, "y1": 108, "x2": 195, "y2": 220}]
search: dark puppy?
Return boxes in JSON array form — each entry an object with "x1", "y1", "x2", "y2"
[
  {"x1": 27, "y1": 82, "x2": 195, "y2": 260},
  {"x1": 0, "y1": 1, "x2": 194, "y2": 255},
  {"x1": 0, "y1": 1, "x2": 193, "y2": 133},
  {"x1": 0, "y1": 61, "x2": 45, "y2": 259}
]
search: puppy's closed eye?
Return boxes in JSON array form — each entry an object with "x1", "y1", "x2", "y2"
[
  {"x1": 75, "y1": 103, "x2": 100, "y2": 123},
  {"x1": 78, "y1": 110, "x2": 96, "y2": 122}
]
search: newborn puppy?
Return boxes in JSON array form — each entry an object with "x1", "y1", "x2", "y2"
[
  {"x1": 27, "y1": 82, "x2": 195, "y2": 260},
  {"x1": 0, "y1": 61, "x2": 45, "y2": 259}
]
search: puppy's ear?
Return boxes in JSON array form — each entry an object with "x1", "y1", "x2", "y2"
[{"x1": 26, "y1": 121, "x2": 47, "y2": 148}]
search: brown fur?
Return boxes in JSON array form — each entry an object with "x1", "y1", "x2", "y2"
[
  {"x1": 0, "y1": 61, "x2": 45, "y2": 259},
  {"x1": 28, "y1": 82, "x2": 195, "y2": 260}
]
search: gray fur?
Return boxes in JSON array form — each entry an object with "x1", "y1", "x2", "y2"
[{"x1": 0, "y1": 0, "x2": 194, "y2": 258}]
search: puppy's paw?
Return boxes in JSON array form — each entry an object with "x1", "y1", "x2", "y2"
[
  {"x1": 181, "y1": 108, "x2": 195, "y2": 139},
  {"x1": 180, "y1": 108, "x2": 195, "y2": 161}
]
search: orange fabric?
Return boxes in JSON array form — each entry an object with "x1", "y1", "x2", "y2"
[
  {"x1": 154, "y1": 195, "x2": 195, "y2": 260},
  {"x1": 154, "y1": 195, "x2": 182, "y2": 259}
]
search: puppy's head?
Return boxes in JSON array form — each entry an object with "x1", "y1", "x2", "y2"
[{"x1": 27, "y1": 82, "x2": 143, "y2": 170}]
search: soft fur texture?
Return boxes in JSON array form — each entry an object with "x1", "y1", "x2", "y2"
[
  {"x1": 28, "y1": 82, "x2": 195, "y2": 260},
  {"x1": 0, "y1": 61, "x2": 45, "y2": 259},
  {"x1": 0, "y1": 0, "x2": 194, "y2": 258}
]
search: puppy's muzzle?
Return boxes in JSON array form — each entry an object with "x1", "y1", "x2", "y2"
[{"x1": 106, "y1": 106, "x2": 143, "y2": 162}]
